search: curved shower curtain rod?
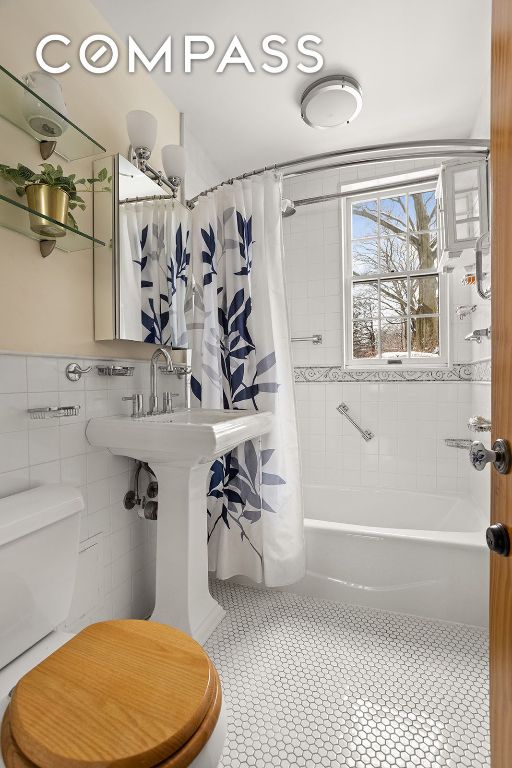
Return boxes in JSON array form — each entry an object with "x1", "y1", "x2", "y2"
[{"x1": 186, "y1": 138, "x2": 489, "y2": 207}]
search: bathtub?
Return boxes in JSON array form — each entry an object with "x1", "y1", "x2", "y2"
[{"x1": 290, "y1": 485, "x2": 489, "y2": 627}]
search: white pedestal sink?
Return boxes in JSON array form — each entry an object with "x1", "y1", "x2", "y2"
[{"x1": 86, "y1": 409, "x2": 273, "y2": 643}]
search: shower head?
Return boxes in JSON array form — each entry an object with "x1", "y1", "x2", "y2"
[{"x1": 281, "y1": 198, "x2": 296, "y2": 218}]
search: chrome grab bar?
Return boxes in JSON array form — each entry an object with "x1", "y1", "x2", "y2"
[
  {"x1": 337, "y1": 403, "x2": 374, "y2": 442},
  {"x1": 291, "y1": 334, "x2": 323, "y2": 345},
  {"x1": 475, "y1": 232, "x2": 491, "y2": 300}
]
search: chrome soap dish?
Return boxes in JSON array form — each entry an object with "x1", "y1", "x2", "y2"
[
  {"x1": 159, "y1": 364, "x2": 192, "y2": 379},
  {"x1": 28, "y1": 406, "x2": 81, "y2": 420},
  {"x1": 445, "y1": 438, "x2": 473, "y2": 450},
  {"x1": 455, "y1": 305, "x2": 477, "y2": 320},
  {"x1": 96, "y1": 365, "x2": 135, "y2": 377},
  {"x1": 468, "y1": 416, "x2": 492, "y2": 433}
]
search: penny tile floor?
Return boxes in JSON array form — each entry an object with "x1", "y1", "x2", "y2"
[{"x1": 206, "y1": 580, "x2": 490, "y2": 768}]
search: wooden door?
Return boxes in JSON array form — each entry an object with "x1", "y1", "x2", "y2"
[{"x1": 491, "y1": 1, "x2": 512, "y2": 765}]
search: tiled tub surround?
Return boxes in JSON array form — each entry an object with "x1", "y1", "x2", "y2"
[
  {"x1": 0, "y1": 352, "x2": 187, "y2": 629},
  {"x1": 296, "y1": 380, "x2": 474, "y2": 493},
  {"x1": 470, "y1": 380, "x2": 492, "y2": 516}
]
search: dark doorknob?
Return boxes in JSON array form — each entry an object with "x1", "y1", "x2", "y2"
[{"x1": 486, "y1": 523, "x2": 511, "y2": 556}]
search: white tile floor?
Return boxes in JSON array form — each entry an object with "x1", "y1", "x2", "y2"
[{"x1": 206, "y1": 581, "x2": 490, "y2": 768}]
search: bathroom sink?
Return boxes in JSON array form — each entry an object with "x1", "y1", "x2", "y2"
[
  {"x1": 86, "y1": 408, "x2": 273, "y2": 645},
  {"x1": 87, "y1": 408, "x2": 273, "y2": 465}
]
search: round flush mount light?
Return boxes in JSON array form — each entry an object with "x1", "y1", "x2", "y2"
[{"x1": 300, "y1": 76, "x2": 363, "y2": 129}]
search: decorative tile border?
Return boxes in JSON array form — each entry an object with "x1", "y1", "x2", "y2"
[
  {"x1": 294, "y1": 359, "x2": 491, "y2": 384},
  {"x1": 470, "y1": 359, "x2": 491, "y2": 383}
]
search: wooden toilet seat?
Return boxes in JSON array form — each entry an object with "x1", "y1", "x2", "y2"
[{"x1": 1, "y1": 621, "x2": 222, "y2": 768}]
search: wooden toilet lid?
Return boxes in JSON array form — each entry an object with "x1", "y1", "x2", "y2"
[{"x1": 1, "y1": 621, "x2": 222, "y2": 768}]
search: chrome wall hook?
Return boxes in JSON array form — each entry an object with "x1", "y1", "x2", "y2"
[{"x1": 65, "y1": 362, "x2": 93, "y2": 382}]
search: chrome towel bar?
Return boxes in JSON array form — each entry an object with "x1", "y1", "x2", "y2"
[
  {"x1": 291, "y1": 334, "x2": 323, "y2": 345},
  {"x1": 337, "y1": 403, "x2": 374, "y2": 442}
]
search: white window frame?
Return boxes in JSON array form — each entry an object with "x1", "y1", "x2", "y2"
[{"x1": 342, "y1": 179, "x2": 449, "y2": 369}]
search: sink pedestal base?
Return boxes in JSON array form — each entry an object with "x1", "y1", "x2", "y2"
[{"x1": 150, "y1": 462, "x2": 225, "y2": 645}]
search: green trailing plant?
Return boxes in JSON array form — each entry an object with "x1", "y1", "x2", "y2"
[{"x1": 0, "y1": 162, "x2": 112, "y2": 230}]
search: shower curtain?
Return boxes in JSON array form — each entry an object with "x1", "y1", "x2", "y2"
[
  {"x1": 190, "y1": 171, "x2": 305, "y2": 586},
  {"x1": 119, "y1": 199, "x2": 191, "y2": 347}
]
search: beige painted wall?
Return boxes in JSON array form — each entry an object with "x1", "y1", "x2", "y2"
[{"x1": 0, "y1": 0, "x2": 182, "y2": 359}]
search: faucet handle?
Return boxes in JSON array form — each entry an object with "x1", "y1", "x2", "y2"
[
  {"x1": 122, "y1": 393, "x2": 145, "y2": 418},
  {"x1": 162, "y1": 392, "x2": 180, "y2": 414}
]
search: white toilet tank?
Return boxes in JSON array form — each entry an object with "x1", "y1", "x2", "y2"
[{"x1": 0, "y1": 485, "x2": 83, "y2": 670}]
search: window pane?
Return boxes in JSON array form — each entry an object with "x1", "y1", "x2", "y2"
[
  {"x1": 380, "y1": 277, "x2": 407, "y2": 317},
  {"x1": 410, "y1": 275, "x2": 439, "y2": 315},
  {"x1": 353, "y1": 281, "x2": 379, "y2": 319},
  {"x1": 456, "y1": 220, "x2": 480, "y2": 240},
  {"x1": 352, "y1": 199, "x2": 378, "y2": 238},
  {"x1": 379, "y1": 235, "x2": 407, "y2": 273},
  {"x1": 352, "y1": 238, "x2": 379, "y2": 276},
  {"x1": 455, "y1": 190, "x2": 479, "y2": 220},
  {"x1": 380, "y1": 195, "x2": 407, "y2": 235},
  {"x1": 353, "y1": 320, "x2": 379, "y2": 359},
  {"x1": 410, "y1": 232, "x2": 438, "y2": 271},
  {"x1": 409, "y1": 191, "x2": 437, "y2": 231},
  {"x1": 410, "y1": 317, "x2": 440, "y2": 356},
  {"x1": 348, "y1": 183, "x2": 442, "y2": 365},
  {"x1": 453, "y1": 167, "x2": 479, "y2": 192},
  {"x1": 381, "y1": 318, "x2": 408, "y2": 357}
]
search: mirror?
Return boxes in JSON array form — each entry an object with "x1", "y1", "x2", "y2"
[{"x1": 93, "y1": 154, "x2": 191, "y2": 348}]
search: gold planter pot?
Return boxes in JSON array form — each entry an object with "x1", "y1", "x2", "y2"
[{"x1": 25, "y1": 184, "x2": 69, "y2": 238}]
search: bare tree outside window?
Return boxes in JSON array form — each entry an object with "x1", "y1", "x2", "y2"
[{"x1": 349, "y1": 185, "x2": 441, "y2": 362}]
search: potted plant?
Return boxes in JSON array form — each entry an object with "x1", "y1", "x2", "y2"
[{"x1": 0, "y1": 162, "x2": 111, "y2": 237}]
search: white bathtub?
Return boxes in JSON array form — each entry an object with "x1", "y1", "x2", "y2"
[{"x1": 290, "y1": 485, "x2": 489, "y2": 627}]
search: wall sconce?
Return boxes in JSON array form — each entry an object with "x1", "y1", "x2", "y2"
[
  {"x1": 126, "y1": 110, "x2": 185, "y2": 197},
  {"x1": 126, "y1": 109, "x2": 157, "y2": 172},
  {"x1": 22, "y1": 71, "x2": 69, "y2": 159},
  {"x1": 162, "y1": 144, "x2": 186, "y2": 197}
]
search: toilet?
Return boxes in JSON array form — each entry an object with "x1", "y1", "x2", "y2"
[{"x1": 0, "y1": 486, "x2": 226, "y2": 768}]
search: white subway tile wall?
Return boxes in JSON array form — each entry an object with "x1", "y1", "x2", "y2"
[
  {"x1": 470, "y1": 382, "x2": 492, "y2": 512},
  {"x1": 283, "y1": 164, "x2": 489, "y2": 500},
  {"x1": 296, "y1": 381, "x2": 473, "y2": 492},
  {"x1": 0, "y1": 353, "x2": 188, "y2": 629}
]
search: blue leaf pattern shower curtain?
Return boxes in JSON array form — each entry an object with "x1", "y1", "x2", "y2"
[
  {"x1": 119, "y1": 199, "x2": 191, "y2": 346},
  {"x1": 190, "y1": 171, "x2": 305, "y2": 586}
]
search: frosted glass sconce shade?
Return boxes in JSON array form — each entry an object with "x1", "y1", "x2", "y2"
[
  {"x1": 162, "y1": 144, "x2": 186, "y2": 182},
  {"x1": 126, "y1": 110, "x2": 157, "y2": 152},
  {"x1": 22, "y1": 71, "x2": 69, "y2": 138}
]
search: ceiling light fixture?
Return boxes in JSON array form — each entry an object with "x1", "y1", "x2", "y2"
[{"x1": 300, "y1": 75, "x2": 363, "y2": 129}]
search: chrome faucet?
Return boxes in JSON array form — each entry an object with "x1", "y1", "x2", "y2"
[
  {"x1": 465, "y1": 327, "x2": 491, "y2": 343},
  {"x1": 150, "y1": 347, "x2": 174, "y2": 415}
]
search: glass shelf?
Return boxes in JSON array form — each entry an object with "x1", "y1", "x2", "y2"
[
  {"x1": 0, "y1": 64, "x2": 106, "y2": 161},
  {"x1": 0, "y1": 193, "x2": 105, "y2": 255}
]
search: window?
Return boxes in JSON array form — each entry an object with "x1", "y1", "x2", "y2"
[{"x1": 344, "y1": 181, "x2": 446, "y2": 367}]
